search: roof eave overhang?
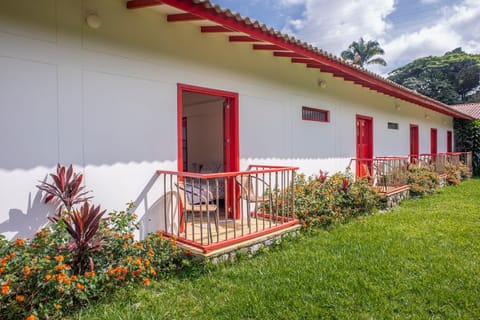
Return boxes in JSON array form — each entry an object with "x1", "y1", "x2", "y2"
[{"x1": 126, "y1": 0, "x2": 473, "y2": 120}]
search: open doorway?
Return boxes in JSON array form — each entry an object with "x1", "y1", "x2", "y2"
[{"x1": 177, "y1": 84, "x2": 239, "y2": 217}]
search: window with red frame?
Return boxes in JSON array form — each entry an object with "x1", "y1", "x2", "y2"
[{"x1": 302, "y1": 106, "x2": 329, "y2": 122}]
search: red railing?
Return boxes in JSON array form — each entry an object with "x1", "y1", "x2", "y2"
[
  {"x1": 350, "y1": 152, "x2": 473, "y2": 194},
  {"x1": 156, "y1": 165, "x2": 298, "y2": 253},
  {"x1": 350, "y1": 156, "x2": 410, "y2": 193}
]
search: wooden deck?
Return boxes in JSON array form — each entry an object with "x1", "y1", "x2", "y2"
[{"x1": 180, "y1": 214, "x2": 286, "y2": 246}]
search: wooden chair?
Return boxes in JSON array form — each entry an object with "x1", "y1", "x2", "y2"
[
  {"x1": 235, "y1": 174, "x2": 272, "y2": 228},
  {"x1": 176, "y1": 182, "x2": 218, "y2": 244}
]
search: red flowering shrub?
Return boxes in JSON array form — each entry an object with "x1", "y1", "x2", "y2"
[{"x1": 292, "y1": 170, "x2": 382, "y2": 231}]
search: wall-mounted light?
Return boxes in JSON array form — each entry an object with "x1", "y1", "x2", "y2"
[
  {"x1": 85, "y1": 12, "x2": 102, "y2": 29},
  {"x1": 394, "y1": 103, "x2": 400, "y2": 111},
  {"x1": 318, "y1": 79, "x2": 327, "y2": 89},
  {"x1": 424, "y1": 114, "x2": 430, "y2": 120}
]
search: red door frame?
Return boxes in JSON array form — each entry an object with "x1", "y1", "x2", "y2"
[
  {"x1": 177, "y1": 83, "x2": 240, "y2": 220},
  {"x1": 355, "y1": 115, "x2": 373, "y2": 178},
  {"x1": 447, "y1": 130, "x2": 453, "y2": 153},
  {"x1": 410, "y1": 124, "x2": 419, "y2": 160},
  {"x1": 177, "y1": 83, "x2": 239, "y2": 173},
  {"x1": 430, "y1": 128, "x2": 437, "y2": 155}
]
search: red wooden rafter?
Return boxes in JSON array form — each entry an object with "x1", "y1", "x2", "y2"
[
  {"x1": 127, "y1": 0, "x2": 163, "y2": 9},
  {"x1": 167, "y1": 13, "x2": 203, "y2": 22},
  {"x1": 201, "y1": 26, "x2": 233, "y2": 33},
  {"x1": 125, "y1": 0, "x2": 471, "y2": 119},
  {"x1": 229, "y1": 36, "x2": 261, "y2": 42},
  {"x1": 252, "y1": 44, "x2": 286, "y2": 51}
]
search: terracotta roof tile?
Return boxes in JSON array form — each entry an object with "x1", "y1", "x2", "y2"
[{"x1": 451, "y1": 103, "x2": 480, "y2": 119}]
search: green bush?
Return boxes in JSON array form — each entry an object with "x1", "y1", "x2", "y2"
[
  {"x1": 407, "y1": 165, "x2": 439, "y2": 196},
  {"x1": 0, "y1": 203, "x2": 188, "y2": 320},
  {"x1": 454, "y1": 118, "x2": 480, "y2": 176},
  {"x1": 293, "y1": 170, "x2": 382, "y2": 231}
]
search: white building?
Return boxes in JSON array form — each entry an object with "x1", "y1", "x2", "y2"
[{"x1": 0, "y1": 0, "x2": 470, "y2": 250}]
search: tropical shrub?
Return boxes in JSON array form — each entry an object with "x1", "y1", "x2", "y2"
[
  {"x1": 0, "y1": 204, "x2": 187, "y2": 320},
  {"x1": 292, "y1": 170, "x2": 382, "y2": 231},
  {"x1": 37, "y1": 164, "x2": 91, "y2": 216},
  {"x1": 445, "y1": 163, "x2": 461, "y2": 185},
  {"x1": 407, "y1": 165, "x2": 439, "y2": 196},
  {"x1": 0, "y1": 165, "x2": 189, "y2": 320}
]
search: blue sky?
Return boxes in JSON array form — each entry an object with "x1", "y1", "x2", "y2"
[{"x1": 213, "y1": 0, "x2": 480, "y2": 75}]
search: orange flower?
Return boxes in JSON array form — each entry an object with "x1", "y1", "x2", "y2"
[
  {"x1": 45, "y1": 274, "x2": 52, "y2": 282},
  {"x1": 16, "y1": 295, "x2": 25, "y2": 302},
  {"x1": 55, "y1": 256, "x2": 64, "y2": 262},
  {"x1": 14, "y1": 238, "x2": 25, "y2": 246},
  {"x1": 0, "y1": 268, "x2": 4, "y2": 274},
  {"x1": 24, "y1": 266, "x2": 31, "y2": 273},
  {"x1": 1, "y1": 283, "x2": 9, "y2": 295},
  {"x1": 54, "y1": 304, "x2": 61, "y2": 310},
  {"x1": 76, "y1": 283, "x2": 85, "y2": 290},
  {"x1": 26, "y1": 315, "x2": 37, "y2": 320},
  {"x1": 84, "y1": 271, "x2": 95, "y2": 278},
  {"x1": 143, "y1": 278, "x2": 150, "y2": 285},
  {"x1": 123, "y1": 243, "x2": 128, "y2": 249},
  {"x1": 70, "y1": 275, "x2": 77, "y2": 281},
  {"x1": 45, "y1": 255, "x2": 51, "y2": 260},
  {"x1": 58, "y1": 287, "x2": 63, "y2": 293},
  {"x1": 150, "y1": 267, "x2": 157, "y2": 276}
]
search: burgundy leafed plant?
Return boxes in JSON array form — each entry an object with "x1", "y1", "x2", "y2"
[
  {"x1": 342, "y1": 178, "x2": 350, "y2": 192},
  {"x1": 317, "y1": 170, "x2": 328, "y2": 183},
  {"x1": 37, "y1": 164, "x2": 91, "y2": 215},
  {"x1": 52, "y1": 202, "x2": 106, "y2": 274}
]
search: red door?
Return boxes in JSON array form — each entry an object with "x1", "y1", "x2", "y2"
[
  {"x1": 410, "y1": 124, "x2": 419, "y2": 161},
  {"x1": 430, "y1": 128, "x2": 437, "y2": 154},
  {"x1": 356, "y1": 115, "x2": 373, "y2": 178},
  {"x1": 447, "y1": 130, "x2": 452, "y2": 153},
  {"x1": 223, "y1": 97, "x2": 240, "y2": 219}
]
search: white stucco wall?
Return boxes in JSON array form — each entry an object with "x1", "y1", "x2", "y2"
[
  {"x1": 183, "y1": 100, "x2": 224, "y2": 170},
  {"x1": 0, "y1": 0, "x2": 454, "y2": 239}
]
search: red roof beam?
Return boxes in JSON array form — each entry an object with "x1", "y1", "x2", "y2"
[
  {"x1": 229, "y1": 36, "x2": 261, "y2": 42},
  {"x1": 167, "y1": 13, "x2": 204, "y2": 22},
  {"x1": 201, "y1": 26, "x2": 234, "y2": 33},
  {"x1": 126, "y1": 0, "x2": 163, "y2": 9},
  {"x1": 253, "y1": 44, "x2": 287, "y2": 51},
  {"x1": 291, "y1": 58, "x2": 316, "y2": 64},
  {"x1": 274, "y1": 51, "x2": 304, "y2": 58},
  {"x1": 132, "y1": 0, "x2": 471, "y2": 119}
]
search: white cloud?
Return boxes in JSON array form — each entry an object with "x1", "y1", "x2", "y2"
[
  {"x1": 281, "y1": 0, "x2": 395, "y2": 55},
  {"x1": 381, "y1": 0, "x2": 480, "y2": 73},
  {"x1": 279, "y1": 0, "x2": 480, "y2": 74}
]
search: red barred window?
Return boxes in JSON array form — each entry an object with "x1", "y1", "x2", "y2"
[{"x1": 302, "y1": 106, "x2": 329, "y2": 122}]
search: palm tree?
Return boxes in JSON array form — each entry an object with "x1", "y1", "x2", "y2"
[{"x1": 341, "y1": 38, "x2": 387, "y2": 67}]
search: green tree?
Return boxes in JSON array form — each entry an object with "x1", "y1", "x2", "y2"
[
  {"x1": 341, "y1": 38, "x2": 387, "y2": 67},
  {"x1": 454, "y1": 118, "x2": 480, "y2": 176},
  {"x1": 388, "y1": 48, "x2": 480, "y2": 104}
]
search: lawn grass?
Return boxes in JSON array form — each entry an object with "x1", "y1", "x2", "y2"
[{"x1": 73, "y1": 179, "x2": 480, "y2": 319}]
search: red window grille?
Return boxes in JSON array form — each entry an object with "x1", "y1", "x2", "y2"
[{"x1": 302, "y1": 106, "x2": 329, "y2": 122}]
